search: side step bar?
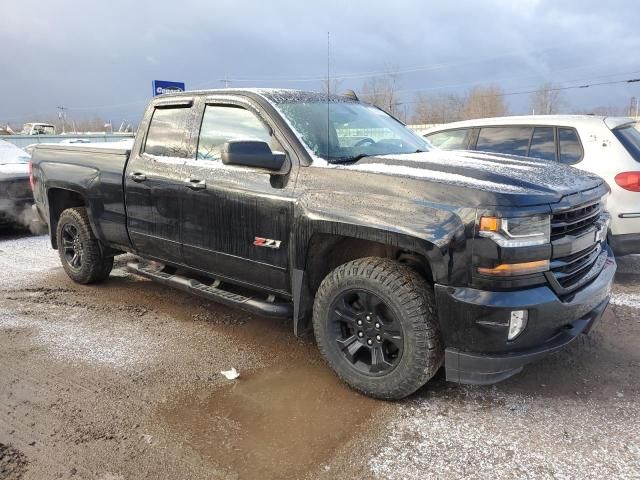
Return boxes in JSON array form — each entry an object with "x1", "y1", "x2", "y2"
[{"x1": 126, "y1": 262, "x2": 293, "y2": 318}]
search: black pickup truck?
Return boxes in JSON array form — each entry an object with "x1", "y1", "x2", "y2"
[{"x1": 30, "y1": 89, "x2": 616, "y2": 399}]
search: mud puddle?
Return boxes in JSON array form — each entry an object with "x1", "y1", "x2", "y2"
[{"x1": 160, "y1": 362, "x2": 381, "y2": 479}]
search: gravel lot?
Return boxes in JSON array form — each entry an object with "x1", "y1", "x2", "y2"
[{"x1": 0, "y1": 231, "x2": 639, "y2": 479}]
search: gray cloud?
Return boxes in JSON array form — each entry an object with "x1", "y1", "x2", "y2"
[{"x1": 1, "y1": 0, "x2": 639, "y2": 124}]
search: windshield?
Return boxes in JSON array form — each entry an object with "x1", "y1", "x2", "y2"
[
  {"x1": 276, "y1": 101, "x2": 430, "y2": 163},
  {"x1": 0, "y1": 142, "x2": 30, "y2": 164},
  {"x1": 613, "y1": 125, "x2": 640, "y2": 163}
]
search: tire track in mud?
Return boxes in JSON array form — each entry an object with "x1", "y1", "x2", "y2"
[
  {"x1": 0, "y1": 252, "x2": 390, "y2": 479},
  {"x1": 0, "y1": 442, "x2": 28, "y2": 480}
]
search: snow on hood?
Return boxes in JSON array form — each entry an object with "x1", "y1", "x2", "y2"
[
  {"x1": 0, "y1": 140, "x2": 30, "y2": 165},
  {"x1": 0, "y1": 163, "x2": 29, "y2": 175},
  {"x1": 339, "y1": 150, "x2": 603, "y2": 196}
]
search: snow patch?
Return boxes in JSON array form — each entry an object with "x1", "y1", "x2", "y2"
[
  {"x1": 0, "y1": 163, "x2": 29, "y2": 174},
  {"x1": 0, "y1": 308, "x2": 166, "y2": 369},
  {"x1": 368, "y1": 386, "x2": 640, "y2": 479},
  {"x1": 610, "y1": 291, "x2": 640, "y2": 309}
]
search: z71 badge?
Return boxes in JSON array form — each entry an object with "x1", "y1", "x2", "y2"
[{"x1": 253, "y1": 237, "x2": 282, "y2": 249}]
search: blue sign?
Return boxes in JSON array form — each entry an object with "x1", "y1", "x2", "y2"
[{"x1": 152, "y1": 80, "x2": 186, "y2": 96}]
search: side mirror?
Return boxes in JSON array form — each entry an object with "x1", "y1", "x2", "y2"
[{"x1": 221, "y1": 140, "x2": 285, "y2": 171}]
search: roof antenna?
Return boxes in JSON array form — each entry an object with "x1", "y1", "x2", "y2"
[{"x1": 326, "y1": 31, "x2": 330, "y2": 161}]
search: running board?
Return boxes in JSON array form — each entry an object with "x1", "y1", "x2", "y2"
[{"x1": 126, "y1": 262, "x2": 293, "y2": 318}]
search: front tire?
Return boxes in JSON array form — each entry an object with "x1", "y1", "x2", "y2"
[
  {"x1": 56, "y1": 207, "x2": 113, "y2": 284},
  {"x1": 313, "y1": 257, "x2": 443, "y2": 400}
]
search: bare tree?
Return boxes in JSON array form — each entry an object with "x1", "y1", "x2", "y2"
[
  {"x1": 359, "y1": 73, "x2": 401, "y2": 116},
  {"x1": 320, "y1": 78, "x2": 344, "y2": 96},
  {"x1": 411, "y1": 92, "x2": 465, "y2": 124},
  {"x1": 461, "y1": 85, "x2": 508, "y2": 119},
  {"x1": 529, "y1": 83, "x2": 566, "y2": 115}
]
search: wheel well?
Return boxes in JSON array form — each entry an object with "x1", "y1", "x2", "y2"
[
  {"x1": 305, "y1": 234, "x2": 434, "y2": 295},
  {"x1": 48, "y1": 188, "x2": 86, "y2": 249}
]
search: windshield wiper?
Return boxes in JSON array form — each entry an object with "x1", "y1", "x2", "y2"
[{"x1": 327, "y1": 153, "x2": 372, "y2": 164}]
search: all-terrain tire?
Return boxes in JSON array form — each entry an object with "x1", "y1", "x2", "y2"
[
  {"x1": 56, "y1": 207, "x2": 113, "y2": 284},
  {"x1": 313, "y1": 257, "x2": 443, "y2": 400}
]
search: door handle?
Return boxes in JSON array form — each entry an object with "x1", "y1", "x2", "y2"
[
  {"x1": 129, "y1": 172, "x2": 147, "y2": 182},
  {"x1": 184, "y1": 178, "x2": 206, "y2": 190}
]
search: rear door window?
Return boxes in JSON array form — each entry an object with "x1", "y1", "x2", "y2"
[
  {"x1": 424, "y1": 129, "x2": 469, "y2": 150},
  {"x1": 475, "y1": 126, "x2": 532, "y2": 156},
  {"x1": 613, "y1": 125, "x2": 640, "y2": 163},
  {"x1": 558, "y1": 128, "x2": 583, "y2": 164},
  {"x1": 528, "y1": 127, "x2": 556, "y2": 161},
  {"x1": 144, "y1": 106, "x2": 194, "y2": 158}
]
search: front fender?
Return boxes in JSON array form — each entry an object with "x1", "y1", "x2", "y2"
[{"x1": 292, "y1": 191, "x2": 471, "y2": 284}]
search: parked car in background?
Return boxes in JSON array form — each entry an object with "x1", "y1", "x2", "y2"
[
  {"x1": 21, "y1": 122, "x2": 55, "y2": 135},
  {"x1": 0, "y1": 140, "x2": 33, "y2": 227},
  {"x1": 424, "y1": 116, "x2": 640, "y2": 256}
]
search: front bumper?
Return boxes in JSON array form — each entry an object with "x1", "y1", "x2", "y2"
[{"x1": 435, "y1": 246, "x2": 616, "y2": 385}]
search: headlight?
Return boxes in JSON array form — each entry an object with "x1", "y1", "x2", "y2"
[{"x1": 479, "y1": 214, "x2": 550, "y2": 248}]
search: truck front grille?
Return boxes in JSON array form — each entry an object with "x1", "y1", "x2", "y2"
[
  {"x1": 549, "y1": 199, "x2": 606, "y2": 294},
  {"x1": 550, "y1": 201, "x2": 601, "y2": 240},
  {"x1": 550, "y1": 243, "x2": 602, "y2": 290}
]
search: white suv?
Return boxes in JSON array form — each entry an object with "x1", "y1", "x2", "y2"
[{"x1": 424, "y1": 115, "x2": 640, "y2": 256}]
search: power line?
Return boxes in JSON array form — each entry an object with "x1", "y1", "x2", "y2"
[
  {"x1": 395, "y1": 66, "x2": 640, "y2": 95},
  {"x1": 401, "y1": 77, "x2": 640, "y2": 104},
  {"x1": 211, "y1": 46, "x2": 567, "y2": 84}
]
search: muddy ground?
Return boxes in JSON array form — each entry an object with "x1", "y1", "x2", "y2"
[{"x1": 0, "y1": 231, "x2": 639, "y2": 479}]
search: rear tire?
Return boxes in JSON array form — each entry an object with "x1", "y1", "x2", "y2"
[
  {"x1": 56, "y1": 207, "x2": 113, "y2": 284},
  {"x1": 313, "y1": 257, "x2": 443, "y2": 400}
]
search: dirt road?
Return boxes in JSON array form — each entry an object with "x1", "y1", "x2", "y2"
[{"x1": 1, "y1": 231, "x2": 639, "y2": 479}]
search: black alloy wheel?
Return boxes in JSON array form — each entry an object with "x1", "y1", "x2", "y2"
[
  {"x1": 56, "y1": 207, "x2": 113, "y2": 284},
  {"x1": 313, "y1": 257, "x2": 444, "y2": 399},
  {"x1": 61, "y1": 223, "x2": 84, "y2": 271},
  {"x1": 329, "y1": 288, "x2": 403, "y2": 376}
]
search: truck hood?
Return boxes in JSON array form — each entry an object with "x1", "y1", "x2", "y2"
[
  {"x1": 339, "y1": 150, "x2": 605, "y2": 207},
  {"x1": 0, "y1": 162, "x2": 29, "y2": 181}
]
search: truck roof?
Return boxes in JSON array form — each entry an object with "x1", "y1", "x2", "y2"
[{"x1": 154, "y1": 88, "x2": 356, "y2": 104}]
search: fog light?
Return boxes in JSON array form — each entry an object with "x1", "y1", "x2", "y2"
[{"x1": 508, "y1": 310, "x2": 528, "y2": 340}]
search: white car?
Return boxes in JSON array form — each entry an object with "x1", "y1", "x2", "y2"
[{"x1": 424, "y1": 115, "x2": 640, "y2": 256}]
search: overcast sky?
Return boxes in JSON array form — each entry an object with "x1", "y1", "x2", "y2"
[{"x1": 2, "y1": 0, "x2": 640, "y2": 125}]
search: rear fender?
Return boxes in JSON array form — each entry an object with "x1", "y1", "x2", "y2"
[{"x1": 41, "y1": 161, "x2": 102, "y2": 248}]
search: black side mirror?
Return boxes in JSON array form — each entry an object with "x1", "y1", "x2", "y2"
[{"x1": 221, "y1": 140, "x2": 285, "y2": 171}]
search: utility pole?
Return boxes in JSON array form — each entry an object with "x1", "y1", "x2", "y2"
[
  {"x1": 220, "y1": 76, "x2": 231, "y2": 88},
  {"x1": 56, "y1": 106, "x2": 67, "y2": 134},
  {"x1": 628, "y1": 79, "x2": 640, "y2": 120}
]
